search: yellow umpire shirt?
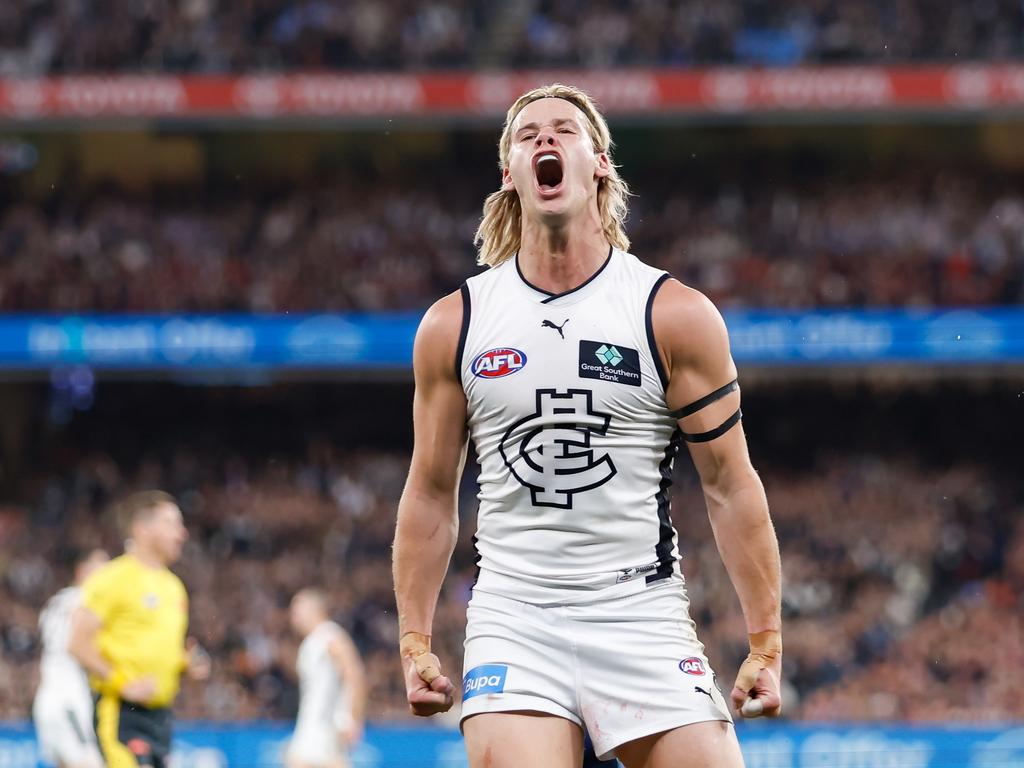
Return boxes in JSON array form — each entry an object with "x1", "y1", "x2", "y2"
[{"x1": 80, "y1": 553, "x2": 189, "y2": 708}]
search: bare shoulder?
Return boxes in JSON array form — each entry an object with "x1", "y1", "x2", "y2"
[
  {"x1": 414, "y1": 289, "x2": 466, "y2": 377},
  {"x1": 651, "y1": 278, "x2": 730, "y2": 367},
  {"x1": 418, "y1": 290, "x2": 464, "y2": 343},
  {"x1": 328, "y1": 625, "x2": 357, "y2": 651}
]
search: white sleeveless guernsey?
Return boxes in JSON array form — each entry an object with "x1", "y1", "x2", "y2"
[
  {"x1": 295, "y1": 621, "x2": 349, "y2": 734},
  {"x1": 38, "y1": 586, "x2": 91, "y2": 700},
  {"x1": 459, "y1": 247, "x2": 683, "y2": 605}
]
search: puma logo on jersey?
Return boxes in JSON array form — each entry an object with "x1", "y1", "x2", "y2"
[
  {"x1": 541, "y1": 318, "x2": 569, "y2": 339},
  {"x1": 499, "y1": 388, "x2": 616, "y2": 509}
]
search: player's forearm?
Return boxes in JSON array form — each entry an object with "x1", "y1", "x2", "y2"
[
  {"x1": 392, "y1": 487, "x2": 458, "y2": 636},
  {"x1": 705, "y1": 471, "x2": 781, "y2": 635},
  {"x1": 349, "y1": 664, "x2": 368, "y2": 725},
  {"x1": 68, "y1": 635, "x2": 112, "y2": 681}
]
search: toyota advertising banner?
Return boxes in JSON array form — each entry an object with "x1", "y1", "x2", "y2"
[{"x1": 3, "y1": 66, "x2": 1024, "y2": 121}]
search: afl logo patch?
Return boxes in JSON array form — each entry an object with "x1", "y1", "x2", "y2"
[
  {"x1": 679, "y1": 657, "x2": 706, "y2": 676},
  {"x1": 472, "y1": 348, "x2": 527, "y2": 379}
]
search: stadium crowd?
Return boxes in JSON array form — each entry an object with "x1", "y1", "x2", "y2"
[
  {"x1": 2, "y1": 0, "x2": 1023, "y2": 75},
  {"x1": 2, "y1": 171, "x2": 1022, "y2": 312},
  {"x1": 0, "y1": 436, "x2": 1020, "y2": 723}
]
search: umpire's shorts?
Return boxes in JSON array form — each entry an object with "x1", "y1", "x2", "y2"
[{"x1": 94, "y1": 694, "x2": 172, "y2": 768}]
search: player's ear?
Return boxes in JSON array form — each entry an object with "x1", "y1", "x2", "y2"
[
  {"x1": 594, "y1": 152, "x2": 611, "y2": 181},
  {"x1": 501, "y1": 167, "x2": 515, "y2": 192}
]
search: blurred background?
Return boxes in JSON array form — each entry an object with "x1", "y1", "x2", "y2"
[{"x1": 1, "y1": 1, "x2": 1024, "y2": 766}]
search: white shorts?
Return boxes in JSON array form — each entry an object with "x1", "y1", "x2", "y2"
[
  {"x1": 32, "y1": 692, "x2": 102, "y2": 768},
  {"x1": 287, "y1": 725, "x2": 347, "y2": 767},
  {"x1": 460, "y1": 576, "x2": 733, "y2": 761}
]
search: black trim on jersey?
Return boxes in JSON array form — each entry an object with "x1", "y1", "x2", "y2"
[
  {"x1": 514, "y1": 246, "x2": 613, "y2": 303},
  {"x1": 645, "y1": 273, "x2": 671, "y2": 390},
  {"x1": 670, "y1": 379, "x2": 739, "y2": 420},
  {"x1": 647, "y1": 426, "x2": 683, "y2": 584},
  {"x1": 66, "y1": 708, "x2": 88, "y2": 744},
  {"x1": 682, "y1": 408, "x2": 742, "y2": 443},
  {"x1": 455, "y1": 282, "x2": 471, "y2": 380},
  {"x1": 470, "y1": 533, "x2": 482, "y2": 590}
]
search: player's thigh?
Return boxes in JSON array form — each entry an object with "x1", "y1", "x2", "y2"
[
  {"x1": 463, "y1": 712, "x2": 584, "y2": 768},
  {"x1": 616, "y1": 720, "x2": 744, "y2": 768},
  {"x1": 52, "y1": 713, "x2": 102, "y2": 768},
  {"x1": 287, "y1": 729, "x2": 346, "y2": 768},
  {"x1": 285, "y1": 757, "x2": 348, "y2": 768},
  {"x1": 59, "y1": 755, "x2": 104, "y2": 768},
  {"x1": 57, "y1": 746, "x2": 105, "y2": 768}
]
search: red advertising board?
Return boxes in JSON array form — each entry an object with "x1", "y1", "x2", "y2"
[{"x1": 2, "y1": 66, "x2": 1024, "y2": 120}]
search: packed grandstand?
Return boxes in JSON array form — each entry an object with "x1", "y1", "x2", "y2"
[
  {"x1": 2, "y1": 0, "x2": 1024, "y2": 74},
  {"x1": 2, "y1": 167, "x2": 1022, "y2": 312},
  {"x1": 0, "y1": 1, "x2": 1021, "y2": 755},
  {"x1": 0, "y1": 383, "x2": 1020, "y2": 724}
]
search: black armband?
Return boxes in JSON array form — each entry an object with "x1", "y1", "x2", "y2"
[
  {"x1": 681, "y1": 408, "x2": 742, "y2": 443},
  {"x1": 670, "y1": 379, "x2": 738, "y2": 420}
]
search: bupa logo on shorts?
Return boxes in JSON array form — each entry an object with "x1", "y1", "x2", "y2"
[
  {"x1": 578, "y1": 340, "x2": 641, "y2": 387},
  {"x1": 679, "y1": 657, "x2": 706, "y2": 676},
  {"x1": 463, "y1": 664, "x2": 508, "y2": 699},
  {"x1": 472, "y1": 348, "x2": 527, "y2": 379}
]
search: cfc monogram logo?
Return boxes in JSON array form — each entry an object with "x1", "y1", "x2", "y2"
[{"x1": 499, "y1": 389, "x2": 616, "y2": 509}]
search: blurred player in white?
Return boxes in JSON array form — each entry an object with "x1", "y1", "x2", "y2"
[
  {"x1": 33, "y1": 548, "x2": 109, "y2": 768},
  {"x1": 393, "y1": 83, "x2": 783, "y2": 768},
  {"x1": 287, "y1": 588, "x2": 367, "y2": 768}
]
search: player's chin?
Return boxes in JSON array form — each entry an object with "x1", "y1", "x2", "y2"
[{"x1": 533, "y1": 199, "x2": 574, "y2": 227}]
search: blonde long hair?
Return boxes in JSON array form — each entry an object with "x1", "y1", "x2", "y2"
[{"x1": 473, "y1": 83, "x2": 631, "y2": 268}]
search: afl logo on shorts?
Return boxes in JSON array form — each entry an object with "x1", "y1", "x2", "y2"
[
  {"x1": 679, "y1": 657, "x2": 706, "y2": 676},
  {"x1": 472, "y1": 348, "x2": 527, "y2": 379}
]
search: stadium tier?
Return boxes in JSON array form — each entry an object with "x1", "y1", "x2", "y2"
[
  {"x1": 1, "y1": 166, "x2": 1023, "y2": 314},
  {"x1": 2, "y1": 1, "x2": 1024, "y2": 74}
]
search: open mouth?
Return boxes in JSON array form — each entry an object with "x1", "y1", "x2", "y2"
[{"x1": 534, "y1": 153, "x2": 564, "y2": 191}]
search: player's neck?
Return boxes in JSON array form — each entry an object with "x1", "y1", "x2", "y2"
[
  {"x1": 518, "y1": 216, "x2": 609, "y2": 294},
  {"x1": 129, "y1": 547, "x2": 166, "y2": 570}
]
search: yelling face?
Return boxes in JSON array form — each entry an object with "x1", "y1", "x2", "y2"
[{"x1": 503, "y1": 97, "x2": 610, "y2": 226}]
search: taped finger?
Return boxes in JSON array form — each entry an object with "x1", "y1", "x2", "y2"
[{"x1": 414, "y1": 652, "x2": 441, "y2": 684}]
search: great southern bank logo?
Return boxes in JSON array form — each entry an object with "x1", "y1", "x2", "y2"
[
  {"x1": 594, "y1": 344, "x2": 623, "y2": 366},
  {"x1": 472, "y1": 347, "x2": 527, "y2": 379},
  {"x1": 463, "y1": 664, "x2": 508, "y2": 700}
]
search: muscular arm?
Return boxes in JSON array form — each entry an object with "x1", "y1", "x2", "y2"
[
  {"x1": 392, "y1": 290, "x2": 468, "y2": 714},
  {"x1": 652, "y1": 280, "x2": 782, "y2": 717},
  {"x1": 328, "y1": 630, "x2": 367, "y2": 737},
  {"x1": 68, "y1": 606, "x2": 113, "y2": 680},
  {"x1": 68, "y1": 605, "x2": 156, "y2": 703}
]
